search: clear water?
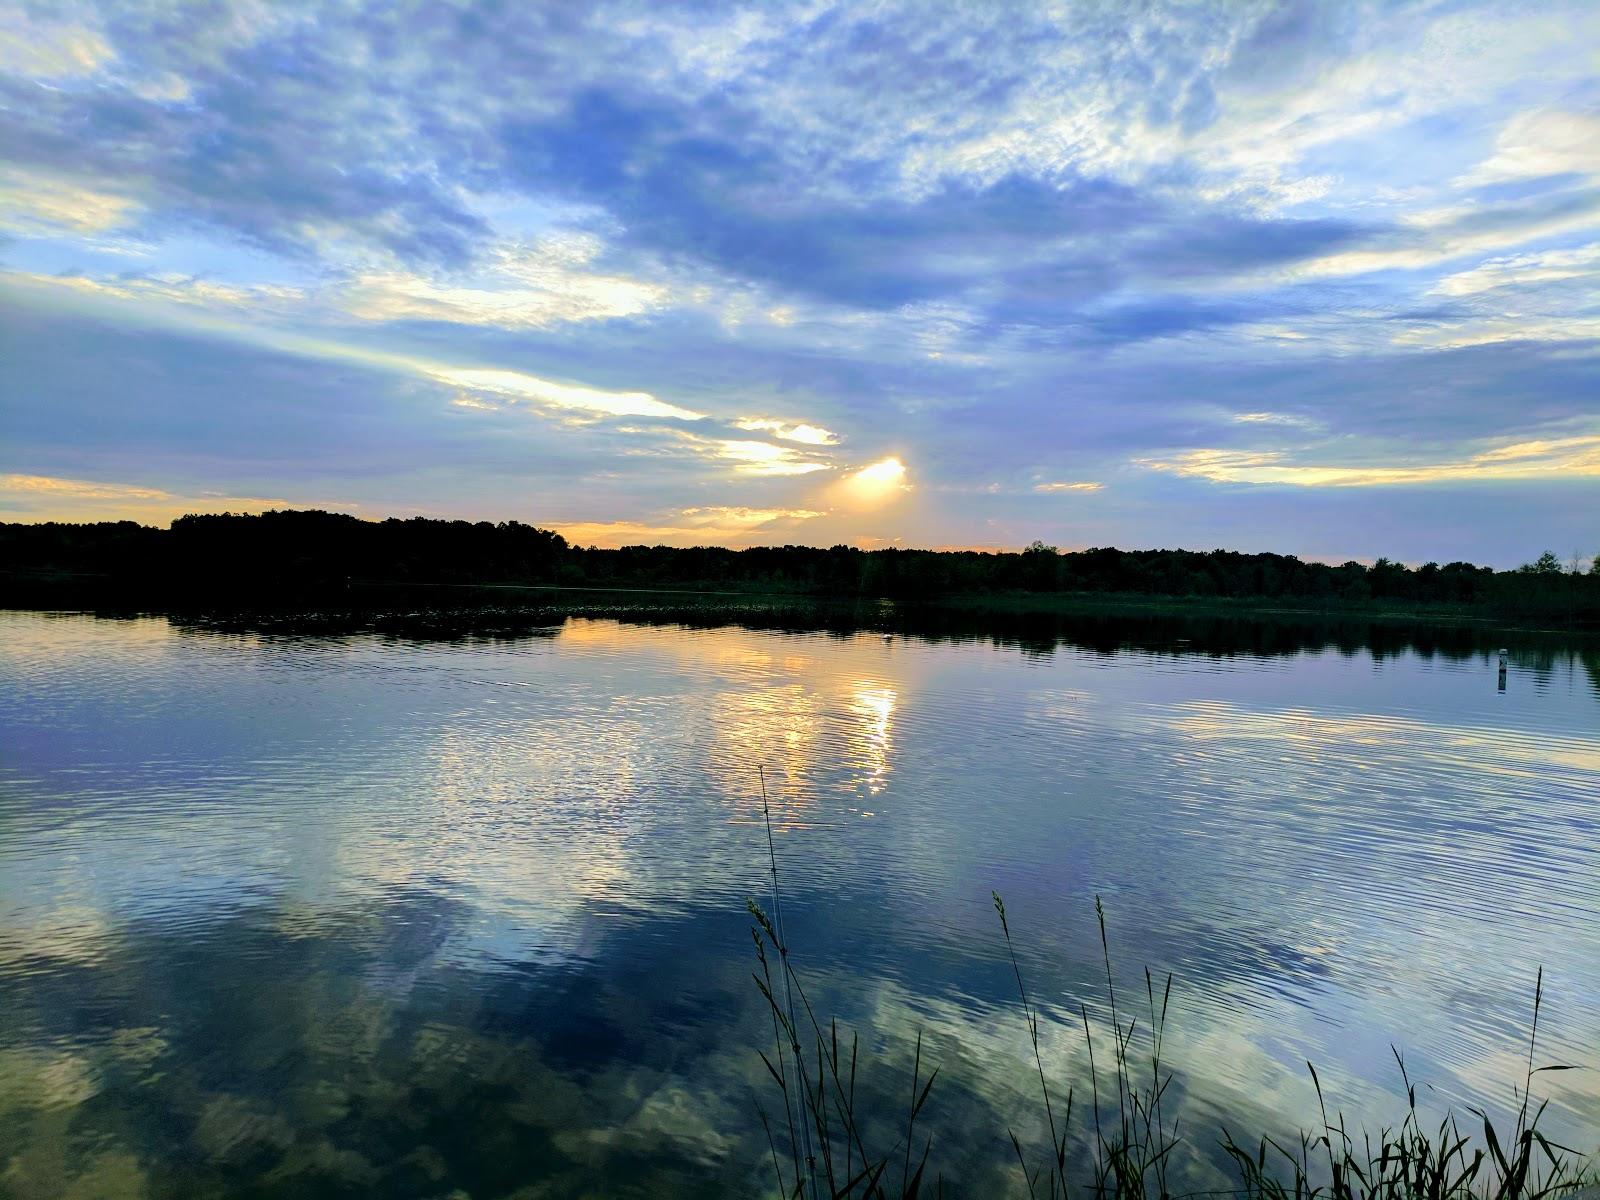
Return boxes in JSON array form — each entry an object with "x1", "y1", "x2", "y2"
[{"x1": 1, "y1": 608, "x2": 1596, "y2": 1197}]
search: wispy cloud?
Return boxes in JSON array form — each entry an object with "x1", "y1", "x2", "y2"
[
  {"x1": 678, "y1": 505, "x2": 825, "y2": 527},
  {"x1": 703, "y1": 437, "x2": 832, "y2": 477},
  {"x1": 0, "y1": 473, "x2": 312, "y2": 523},
  {"x1": 1459, "y1": 110, "x2": 1600, "y2": 186},
  {"x1": 732, "y1": 418, "x2": 839, "y2": 446},
  {"x1": 1391, "y1": 316, "x2": 1600, "y2": 350},
  {"x1": 336, "y1": 234, "x2": 670, "y2": 329},
  {"x1": 0, "y1": 170, "x2": 139, "y2": 235},
  {"x1": 12, "y1": 270, "x2": 304, "y2": 309},
  {"x1": 425, "y1": 367, "x2": 704, "y2": 422},
  {"x1": 1137, "y1": 434, "x2": 1600, "y2": 488},
  {"x1": 1430, "y1": 243, "x2": 1600, "y2": 296},
  {"x1": 1232, "y1": 412, "x2": 1313, "y2": 426},
  {"x1": 0, "y1": 9, "x2": 113, "y2": 79},
  {"x1": 1272, "y1": 192, "x2": 1600, "y2": 283},
  {"x1": 558, "y1": 505, "x2": 824, "y2": 548},
  {"x1": 1, "y1": 473, "x2": 170, "y2": 501}
]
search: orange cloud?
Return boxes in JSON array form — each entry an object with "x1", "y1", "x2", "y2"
[{"x1": 0, "y1": 474, "x2": 332, "y2": 524}]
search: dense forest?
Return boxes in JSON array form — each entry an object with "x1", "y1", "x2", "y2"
[{"x1": 2, "y1": 509, "x2": 1596, "y2": 623}]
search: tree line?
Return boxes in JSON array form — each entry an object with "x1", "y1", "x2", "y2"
[{"x1": 1, "y1": 509, "x2": 1595, "y2": 621}]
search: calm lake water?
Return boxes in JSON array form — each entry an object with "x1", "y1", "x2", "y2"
[{"x1": 2, "y1": 606, "x2": 1597, "y2": 1197}]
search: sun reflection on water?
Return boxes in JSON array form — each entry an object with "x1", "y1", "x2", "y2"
[{"x1": 848, "y1": 683, "x2": 898, "y2": 796}]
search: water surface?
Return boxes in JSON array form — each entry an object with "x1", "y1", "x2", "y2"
[{"x1": 1, "y1": 608, "x2": 1596, "y2": 1197}]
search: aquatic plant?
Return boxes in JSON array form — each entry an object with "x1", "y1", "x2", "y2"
[
  {"x1": 1216, "y1": 966, "x2": 1587, "y2": 1200},
  {"x1": 747, "y1": 799, "x2": 1592, "y2": 1199}
]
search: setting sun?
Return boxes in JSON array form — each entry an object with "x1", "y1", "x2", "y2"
[{"x1": 840, "y1": 456, "x2": 908, "y2": 508}]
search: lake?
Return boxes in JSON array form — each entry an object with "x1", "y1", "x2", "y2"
[{"x1": 1, "y1": 605, "x2": 1597, "y2": 1197}]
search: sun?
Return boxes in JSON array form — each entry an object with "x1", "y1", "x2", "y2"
[{"x1": 840, "y1": 456, "x2": 908, "y2": 508}]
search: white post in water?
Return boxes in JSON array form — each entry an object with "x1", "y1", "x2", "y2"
[{"x1": 1498, "y1": 647, "x2": 1508, "y2": 692}]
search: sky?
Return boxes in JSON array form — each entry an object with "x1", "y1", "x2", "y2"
[{"x1": 0, "y1": 1, "x2": 1596, "y2": 567}]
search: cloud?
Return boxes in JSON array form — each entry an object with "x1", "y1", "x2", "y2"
[
  {"x1": 424, "y1": 366, "x2": 704, "y2": 422},
  {"x1": 5, "y1": 267, "x2": 705, "y2": 428},
  {"x1": 0, "y1": 169, "x2": 139, "y2": 234},
  {"x1": 1269, "y1": 190, "x2": 1600, "y2": 283},
  {"x1": 1, "y1": 473, "x2": 169, "y2": 502},
  {"x1": 732, "y1": 418, "x2": 839, "y2": 446},
  {"x1": 11, "y1": 269, "x2": 304, "y2": 310},
  {"x1": 1136, "y1": 434, "x2": 1600, "y2": 488},
  {"x1": 0, "y1": 9, "x2": 113, "y2": 79},
  {"x1": 0, "y1": 473, "x2": 311, "y2": 523},
  {"x1": 703, "y1": 438, "x2": 831, "y2": 477},
  {"x1": 1460, "y1": 110, "x2": 1600, "y2": 185},
  {"x1": 557, "y1": 505, "x2": 824, "y2": 548},
  {"x1": 1391, "y1": 315, "x2": 1600, "y2": 350},
  {"x1": 677, "y1": 505, "x2": 825, "y2": 527},
  {"x1": 1430, "y1": 243, "x2": 1600, "y2": 297},
  {"x1": 1033, "y1": 481, "x2": 1103, "y2": 493},
  {"x1": 341, "y1": 272, "x2": 664, "y2": 329},
  {"x1": 0, "y1": 6, "x2": 486, "y2": 265},
  {"x1": 503, "y1": 102, "x2": 1365, "y2": 311},
  {"x1": 336, "y1": 234, "x2": 670, "y2": 329},
  {"x1": 1233, "y1": 412, "x2": 1313, "y2": 426}
]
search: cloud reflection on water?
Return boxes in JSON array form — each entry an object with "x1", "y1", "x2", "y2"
[{"x1": 1, "y1": 610, "x2": 1597, "y2": 1195}]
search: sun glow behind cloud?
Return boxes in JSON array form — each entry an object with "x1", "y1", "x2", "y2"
[
  {"x1": 732, "y1": 418, "x2": 839, "y2": 446},
  {"x1": 837, "y1": 457, "x2": 909, "y2": 509},
  {"x1": 705, "y1": 438, "x2": 831, "y2": 476}
]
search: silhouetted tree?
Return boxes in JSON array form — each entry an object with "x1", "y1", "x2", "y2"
[{"x1": 2, "y1": 513, "x2": 1595, "y2": 623}]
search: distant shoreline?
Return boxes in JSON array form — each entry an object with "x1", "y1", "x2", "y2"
[
  {"x1": 4, "y1": 510, "x2": 1596, "y2": 632},
  {"x1": 5, "y1": 572, "x2": 1597, "y2": 643}
]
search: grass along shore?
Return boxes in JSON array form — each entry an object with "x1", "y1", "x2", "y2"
[
  {"x1": 746, "y1": 893, "x2": 1592, "y2": 1200},
  {"x1": 746, "y1": 785, "x2": 1594, "y2": 1200}
]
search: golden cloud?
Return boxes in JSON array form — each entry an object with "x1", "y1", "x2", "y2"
[
  {"x1": 732, "y1": 418, "x2": 839, "y2": 446},
  {"x1": 558, "y1": 506, "x2": 824, "y2": 548},
  {"x1": 1135, "y1": 434, "x2": 1600, "y2": 488},
  {"x1": 710, "y1": 438, "x2": 831, "y2": 475},
  {"x1": 0, "y1": 474, "x2": 311, "y2": 523}
]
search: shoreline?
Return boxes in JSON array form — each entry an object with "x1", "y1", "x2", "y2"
[{"x1": 5, "y1": 571, "x2": 1596, "y2": 638}]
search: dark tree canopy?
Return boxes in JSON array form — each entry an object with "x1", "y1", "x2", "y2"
[{"x1": 0, "y1": 510, "x2": 1593, "y2": 623}]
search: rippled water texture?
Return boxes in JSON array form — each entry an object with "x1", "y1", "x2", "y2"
[{"x1": 1, "y1": 609, "x2": 1597, "y2": 1197}]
